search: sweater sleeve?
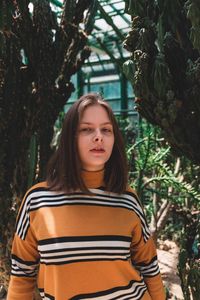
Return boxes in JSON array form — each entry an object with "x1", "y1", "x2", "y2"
[
  {"x1": 128, "y1": 187, "x2": 166, "y2": 300},
  {"x1": 7, "y1": 188, "x2": 39, "y2": 300}
]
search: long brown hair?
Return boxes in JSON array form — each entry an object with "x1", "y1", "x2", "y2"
[{"x1": 46, "y1": 93, "x2": 128, "y2": 193}]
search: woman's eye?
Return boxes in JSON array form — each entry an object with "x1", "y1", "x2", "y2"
[
  {"x1": 80, "y1": 128, "x2": 93, "y2": 133},
  {"x1": 102, "y1": 128, "x2": 112, "y2": 133}
]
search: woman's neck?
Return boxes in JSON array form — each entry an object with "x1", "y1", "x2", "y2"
[{"x1": 81, "y1": 169, "x2": 104, "y2": 189}]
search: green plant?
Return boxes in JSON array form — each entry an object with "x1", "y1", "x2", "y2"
[
  {"x1": 178, "y1": 211, "x2": 200, "y2": 300},
  {"x1": 123, "y1": 118, "x2": 200, "y2": 243},
  {"x1": 123, "y1": 117, "x2": 200, "y2": 299}
]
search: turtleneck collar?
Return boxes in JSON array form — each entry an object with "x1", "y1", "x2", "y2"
[{"x1": 81, "y1": 169, "x2": 105, "y2": 189}]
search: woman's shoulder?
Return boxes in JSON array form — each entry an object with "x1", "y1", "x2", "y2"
[
  {"x1": 29, "y1": 181, "x2": 48, "y2": 190},
  {"x1": 23, "y1": 181, "x2": 49, "y2": 198},
  {"x1": 124, "y1": 186, "x2": 144, "y2": 208},
  {"x1": 125, "y1": 185, "x2": 139, "y2": 198},
  {"x1": 28, "y1": 180, "x2": 48, "y2": 191},
  {"x1": 16, "y1": 182, "x2": 50, "y2": 223}
]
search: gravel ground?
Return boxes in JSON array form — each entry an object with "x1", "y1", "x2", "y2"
[{"x1": 158, "y1": 240, "x2": 184, "y2": 300}]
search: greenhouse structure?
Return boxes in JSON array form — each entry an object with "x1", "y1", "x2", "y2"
[{"x1": 0, "y1": 1, "x2": 199, "y2": 300}]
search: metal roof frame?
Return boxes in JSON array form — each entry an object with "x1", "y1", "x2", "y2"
[{"x1": 49, "y1": 0, "x2": 131, "y2": 72}]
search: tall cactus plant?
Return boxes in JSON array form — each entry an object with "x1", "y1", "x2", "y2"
[
  {"x1": 123, "y1": 1, "x2": 200, "y2": 299},
  {"x1": 0, "y1": 0, "x2": 95, "y2": 291},
  {"x1": 123, "y1": 0, "x2": 200, "y2": 164}
]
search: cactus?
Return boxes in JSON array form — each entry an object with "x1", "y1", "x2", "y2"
[
  {"x1": 0, "y1": 0, "x2": 94, "y2": 293},
  {"x1": 123, "y1": 0, "x2": 200, "y2": 164}
]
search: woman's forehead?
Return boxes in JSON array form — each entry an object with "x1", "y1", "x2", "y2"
[{"x1": 80, "y1": 104, "x2": 111, "y2": 122}]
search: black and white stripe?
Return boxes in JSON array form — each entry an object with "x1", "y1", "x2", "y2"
[
  {"x1": 11, "y1": 254, "x2": 39, "y2": 277},
  {"x1": 134, "y1": 256, "x2": 160, "y2": 278},
  {"x1": 38, "y1": 235, "x2": 132, "y2": 265},
  {"x1": 70, "y1": 279, "x2": 147, "y2": 300},
  {"x1": 39, "y1": 289, "x2": 54, "y2": 300},
  {"x1": 91, "y1": 189, "x2": 150, "y2": 242},
  {"x1": 16, "y1": 187, "x2": 150, "y2": 242},
  {"x1": 16, "y1": 187, "x2": 63, "y2": 240}
]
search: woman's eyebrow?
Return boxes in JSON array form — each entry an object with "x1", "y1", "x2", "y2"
[{"x1": 80, "y1": 122, "x2": 112, "y2": 125}]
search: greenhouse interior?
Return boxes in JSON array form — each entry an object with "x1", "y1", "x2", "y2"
[
  {"x1": 0, "y1": 1, "x2": 199, "y2": 300},
  {"x1": 50, "y1": 0, "x2": 136, "y2": 117}
]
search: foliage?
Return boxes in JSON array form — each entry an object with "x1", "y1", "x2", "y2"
[
  {"x1": 120, "y1": 116, "x2": 200, "y2": 299},
  {"x1": 125, "y1": 118, "x2": 199, "y2": 203},
  {"x1": 178, "y1": 209, "x2": 200, "y2": 300},
  {"x1": 122, "y1": 2, "x2": 200, "y2": 292},
  {"x1": 123, "y1": 0, "x2": 200, "y2": 164}
]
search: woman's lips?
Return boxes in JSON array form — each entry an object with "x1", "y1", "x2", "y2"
[{"x1": 90, "y1": 149, "x2": 105, "y2": 153}]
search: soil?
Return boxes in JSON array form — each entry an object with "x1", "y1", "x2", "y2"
[{"x1": 157, "y1": 239, "x2": 184, "y2": 300}]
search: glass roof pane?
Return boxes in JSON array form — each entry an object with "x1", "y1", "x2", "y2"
[
  {"x1": 95, "y1": 19, "x2": 111, "y2": 31},
  {"x1": 113, "y1": 2, "x2": 125, "y2": 10},
  {"x1": 103, "y1": 5, "x2": 113, "y2": 13},
  {"x1": 112, "y1": 15, "x2": 129, "y2": 28}
]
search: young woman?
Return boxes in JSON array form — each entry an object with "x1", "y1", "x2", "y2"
[{"x1": 7, "y1": 93, "x2": 165, "y2": 300}]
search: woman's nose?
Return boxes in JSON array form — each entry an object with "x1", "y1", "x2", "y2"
[{"x1": 93, "y1": 129, "x2": 103, "y2": 142}]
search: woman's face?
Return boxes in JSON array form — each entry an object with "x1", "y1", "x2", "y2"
[{"x1": 77, "y1": 104, "x2": 115, "y2": 171}]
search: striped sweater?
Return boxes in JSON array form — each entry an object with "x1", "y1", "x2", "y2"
[{"x1": 7, "y1": 169, "x2": 165, "y2": 300}]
